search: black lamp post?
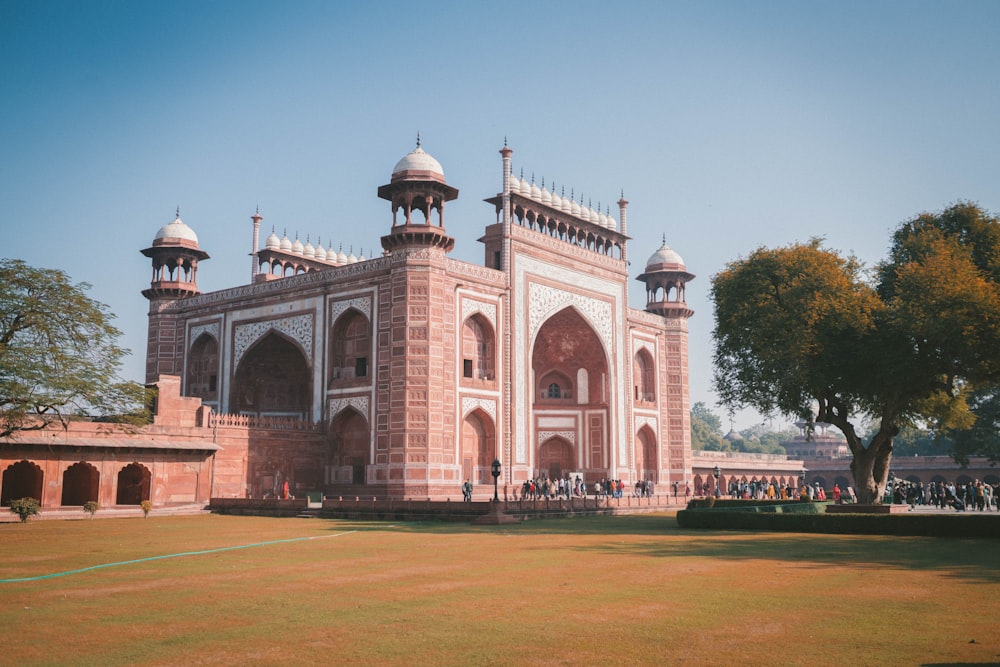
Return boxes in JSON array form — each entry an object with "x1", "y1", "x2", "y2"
[
  {"x1": 491, "y1": 458, "x2": 501, "y2": 503},
  {"x1": 713, "y1": 465, "x2": 721, "y2": 496},
  {"x1": 799, "y1": 468, "x2": 807, "y2": 488}
]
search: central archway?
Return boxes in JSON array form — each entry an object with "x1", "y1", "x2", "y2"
[{"x1": 231, "y1": 332, "x2": 311, "y2": 419}]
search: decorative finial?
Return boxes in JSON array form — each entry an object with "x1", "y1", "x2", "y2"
[
  {"x1": 256, "y1": 204, "x2": 260, "y2": 214},
  {"x1": 175, "y1": 206, "x2": 181, "y2": 219},
  {"x1": 416, "y1": 132, "x2": 421, "y2": 148},
  {"x1": 504, "y1": 136, "x2": 508, "y2": 147},
  {"x1": 663, "y1": 233, "x2": 667, "y2": 244}
]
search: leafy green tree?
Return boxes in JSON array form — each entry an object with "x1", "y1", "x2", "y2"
[
  {"x1": 947, "y1": 386, "x2": 1000, "y2": 465},
  {"x1": 711, "y1": 203, "x2": 1000, "y2": 504},
  {"x1": 0, "y1": 259, "x2": 149, "y2": 439},
  {"x1": 690, "y1": 402, "x2": 727, "y2": 451}
]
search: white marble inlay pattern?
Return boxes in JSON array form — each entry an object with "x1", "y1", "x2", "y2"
[
  {"x1": 461, "y1": 299, "x2": 497, "y2": 329},
  {"x1": 462, "y1": 396, "x2": 497, "y2": 422},
  {"x1": 632, "y1": 338, "x2": 655, "y2": 359},
  {"x1": 189, "y1": 321, "x2": 220, "y2": 347},
  {"x1": 635, "y1": 415, "x2": 658, "y2": 436},
  {"x1": 234, "y1": 314, "x2": 314, "y2": 367},
  {"x1": 537, "y1": 430, "x2": 576, "y2": 444},
  {"x1": 328, "y1": 396, "x2": 370, "y2": 422},
  {"x1": 528, "y1": 282, "x2": 612, "y2": 352},
  {"x1": 330, "y1": 295, "x2": 372, "y2": 323}
]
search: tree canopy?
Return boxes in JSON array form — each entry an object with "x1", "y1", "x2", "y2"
[
  {"x1": 711, "y1": 202, "x2": 1000, "y2": 503},
  {"x1": 0, "y1": 259, "x2": 149, "y2": 439}
]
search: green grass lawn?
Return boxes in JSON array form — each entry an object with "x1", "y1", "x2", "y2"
[{"x1": 1, "y1": 513, "x2": 997, "y2": 666}]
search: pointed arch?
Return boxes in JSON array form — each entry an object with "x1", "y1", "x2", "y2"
[
  {"x1": 635, "y1": 425, "x2": 658, "y2": 482},
  {"x1": 532, "y1": 306, "x2": 608, "y2": 405},
  {"x1": 187, "y1": 332, "x2": 219, "y2": 402},
  {"x1": 329, "y1": 308, "x2": 372, "y2": 385},
  {"x1": 328, "y1": 407, "x2": 371, "y2": 485},
  {"x1": 461, "y1": 408, "x2": 496, "y2": 485},
  {"x1": 461, "y1": 313, "x2": 496, "y2": 381},
  {"x1": 633, "y1": 347, "x2": 655, "y2": 403},
  {"x1": 538, "y1": 436, "x2": 575, "y2": 480},
  {"x1": 2, "y1": 460, "x2": 44, "y2": 506},
  {"x1": 231, "y1": 331, "x2": 311, "y2": 419},
  {"x1": 62, "y1": 462, "x2": 99, "y2": 506},
  {"x1": 116, "y1": 463, "x2": 151, "y2": 505}
]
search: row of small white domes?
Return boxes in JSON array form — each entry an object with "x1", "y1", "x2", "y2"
[
  {"x1": 264, "y1": 229, "x2": 366, "y2": 263},
  {"x1": 510, "y1": 175, "x2": 618, "y2": 230}
]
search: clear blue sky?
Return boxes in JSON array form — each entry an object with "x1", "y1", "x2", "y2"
[{"x1": 3, "y1": 0, "x2": 999, "y2": 431}]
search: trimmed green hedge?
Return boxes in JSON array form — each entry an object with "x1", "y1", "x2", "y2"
[{"x1": 676, "y1": 507, "x2": 1000, "y2": 538}]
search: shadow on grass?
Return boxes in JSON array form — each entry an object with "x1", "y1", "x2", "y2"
[{"x1": 316, "y1": 513, "x2": 1000, "y2": 585}]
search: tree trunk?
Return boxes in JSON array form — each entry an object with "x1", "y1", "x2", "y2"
[{"x1": 849, "y1": 428, "x2": 895, "y2": 504}]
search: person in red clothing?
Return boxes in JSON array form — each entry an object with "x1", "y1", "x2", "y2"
[{"x1": 833, "y1": 483, "x2": 842, "y2": 504}]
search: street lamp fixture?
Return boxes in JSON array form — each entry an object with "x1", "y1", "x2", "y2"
[
  {"x1": 799, "y1": 468, "x2": 807, "y2": 487},
  {"x1": 491, "y1": 458, "x2": 501, "y2": 503}
]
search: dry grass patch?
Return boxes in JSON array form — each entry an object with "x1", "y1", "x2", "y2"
[{"x1": 1, "y1": 513, "x2": 997, "y2": 666}]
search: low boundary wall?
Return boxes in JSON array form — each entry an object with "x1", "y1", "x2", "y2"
[{"x1": 210, "y1": 494, "x2": 681, "y2": 521}]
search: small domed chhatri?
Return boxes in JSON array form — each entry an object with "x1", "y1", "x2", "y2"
[
  {"x1": 152, "y1": 209, "x2": 200, "y2": 248},
  {"x1": 390, "y1": 135, "x2": 446, "y2": 184},
  {"x1": 644, "y1": 236, "x2": 687, "y2": 271}
]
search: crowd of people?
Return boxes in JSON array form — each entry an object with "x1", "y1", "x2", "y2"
[
  {"x1": 886, "y1": 478, "x2": 997, "y2": 511},
  {"x1": 513, "y1": 476, "x2": 657, "y2": 500}
]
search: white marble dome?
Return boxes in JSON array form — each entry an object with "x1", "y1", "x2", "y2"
[
  {"x1": 154, "y1": 215, "x2": 199, "y2": 245},
  {"x1": 392, "y1": 145, "x2": 445, "y2": 179},
  {"x1": 645, "y1": 239, "x2": 686, "y2": 269}
]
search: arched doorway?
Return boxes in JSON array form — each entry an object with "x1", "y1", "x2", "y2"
[
  {"x1": 538, "y1": 438, "x2": 574, "y2": 480},
  {"x1": 232, "y1": 332, "x2": 311, "y2": 418},
  {"x1": 635, "y1": 426, "x2": 658, "y2": 482},
  {"x1": 116, "y1": 463, "x2": 151, "y2": 505},
  {"x1": 329, "y1": 309, "x2": 371, "y2": 385},
  {"x1": 187, "y1": 333, "x2": 219, "y2": 403},
  {"x1": 633, "y1": 349, "x2": 655, "y2": 403},
  {"x1": 2, "y1": 460, "x2": 44, "y2": 506},
  {"x1": 461, "y1": 314, "x2": 496, "y2": 381},
  {"x1": 328, "y1": 408, "x2": 370, "y2": 485},
  {"x1": 461, "y1": 409, "x2": 496, "y2": 485},
  {"x1": 62, "y1": 462, "x2": 99, "y2": 506}
]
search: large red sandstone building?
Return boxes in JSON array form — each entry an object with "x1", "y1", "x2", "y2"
[
  {"x1": 1, "y1": 141, "x2": 713, "y2": 507},
  {"x1": 140, "y1": 141, "x2": 697, "y2": 500}
]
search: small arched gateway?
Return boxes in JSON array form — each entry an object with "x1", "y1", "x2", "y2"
[
  {"x1": 62, "y1": 462, "x2": 99, "y2": 506},
  {"x1": 327, "y1": 408, "x2": 370, "y2": 486},
  {"x1": 2, "y1": 460, "x2": 44, "y2": 506},
  {"x1": 538, "y1": 437, "x2": 575, "y2": 481},
  {"x1": 116, "y1": 463, "x2": 152, "y2": 505},
  {"x1": 461, "y1": 408, "x2": 496, "y2": 485}
]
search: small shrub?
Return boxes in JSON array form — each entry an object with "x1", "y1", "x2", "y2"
[
  {"x1": 140, "y1": 500, "x2": 152, "y2": 518},
  {"x1": 83, "y1": 501, "x2": 99, "y2": 519},
  {"x1": 9, "y1": 497, "x2": 40, "y2": 523}
]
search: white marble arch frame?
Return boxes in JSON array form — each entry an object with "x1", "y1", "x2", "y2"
[
  {"x1": 328, "y1": 396, "x2": 370, "y2": 425},
  {"x1": 461, "y1": 396, "x2": 497, "y2": 423},
  {"x1": 329, "y1": 295, "x2": 373, "y2": 326},
  {"x1": 189, "y1": 321, "x2": 221, "y2": 349},
  {"x1": 233, "y1": 313, "x2": 314, "y2": 368}
]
